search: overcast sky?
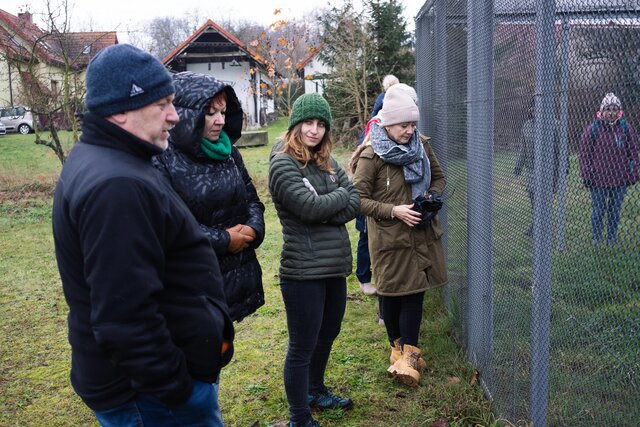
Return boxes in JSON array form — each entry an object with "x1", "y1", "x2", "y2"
[{"x1": 2, "y1": 0, "x2": 428, "y2": 40}]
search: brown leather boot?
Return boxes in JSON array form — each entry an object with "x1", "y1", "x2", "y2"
[
  {"x1": 387, "y1": 344, "x2": 421, "y2": 387},
  {"x1": 389, "y1": 339, "x2": 402, "y2": 365},
  {"x1": 389, "y1": 339, "x2": 427, "y2": 371}
]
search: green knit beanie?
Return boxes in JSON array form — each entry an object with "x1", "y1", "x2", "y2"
[{"x1": 288, "y1": 93, "x2": 332, "y2": 131}]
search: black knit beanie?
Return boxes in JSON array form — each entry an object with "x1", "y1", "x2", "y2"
[{"x1": 85, "y1": 44, "x2": 175, "y2": 117}]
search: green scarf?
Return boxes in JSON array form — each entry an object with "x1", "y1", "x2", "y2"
[{"x1": 200, "y1": 130, "x2": 232, "y2": 160}]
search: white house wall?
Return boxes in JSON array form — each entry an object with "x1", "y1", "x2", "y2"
[
  {"x1": 187, "y1": 61, "x2": 273, "y2": 128},
  {"x1": 0, "y1": 60, "x2": 12, "y2": 107},
  {"x1": 302, "y1": 59, "x2": 330, "y2": 95}
]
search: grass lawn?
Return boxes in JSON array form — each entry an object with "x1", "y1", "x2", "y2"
[
  {"x1": 0, "y1": 121, "x2": 494, "y2": 426},
  {"x1": 444, "y1": 149, "x2": 640, "y2": 426}
]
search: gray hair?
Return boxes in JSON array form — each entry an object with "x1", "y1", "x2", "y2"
[{"x1": 382, "y1": 74, "x2": 400, "y2": 91}]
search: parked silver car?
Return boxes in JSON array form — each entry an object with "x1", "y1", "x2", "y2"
[{"x1": 0, "y1": 106, "x2": 36, "y2": 134}]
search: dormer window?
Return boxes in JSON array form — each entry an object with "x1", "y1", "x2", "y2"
[
  {"x1": 10, "y1": 35, "x2": 22, "y2": 48},
  {"x1": 33, "y1": 35, "x2": 52, "y2": 51},
  {"x1": 82, "y1": 45, "x2": 91, "y2": 55}
]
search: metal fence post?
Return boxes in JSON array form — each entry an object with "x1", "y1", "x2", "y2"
[
  {"x1": 466, "y1": 0, "x2": 494, "y2": 370},
  {"x1": 531, "y1": 1, "x2": 556, "y2": 425},
  {"x1": 556, "y1": 17, "x2": 570, "y2": 252},
  {"x1": 435, "y1": 0, "x2": 449, "y2": 253},
  {"x1": 416, "y1": 9, "x2": 436, "y2": 135}
]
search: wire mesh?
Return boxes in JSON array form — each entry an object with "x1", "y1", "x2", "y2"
[{"x1": 416, "y1": 1, "x2": 640, "y2": 425}]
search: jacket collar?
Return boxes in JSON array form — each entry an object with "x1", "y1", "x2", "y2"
[{"x1": 80, "y1": 112, "x2": 164, "y2": 160}]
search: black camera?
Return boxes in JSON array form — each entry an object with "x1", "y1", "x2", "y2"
[{"x1": 412, "y1": 191, "x2": 443, "y2": 229}]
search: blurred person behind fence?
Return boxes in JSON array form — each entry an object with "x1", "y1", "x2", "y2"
[
  {"x1": 579, "y1": 92, "x2": 639, "y2": 246},
  {"x1": 514, "y1": 97, "x2": 564, "y2": 237},
  {"x1": 153, "y1": 71, "x2": 265, "y2": 323},
  {"x1": 52, "y1": 44, "x2": 234, "y2": 426},
  {"x1": 352, "y1": 88, "x2": 448, "y2": 388},
  {"x1": 268, "y1": 93, "x2": 360, "y2": 427}
]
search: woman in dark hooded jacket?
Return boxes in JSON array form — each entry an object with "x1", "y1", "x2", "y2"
[{"x1": 153, "y1": 71, "x2": 265, "y2": 322}]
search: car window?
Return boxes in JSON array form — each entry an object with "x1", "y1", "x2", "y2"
[{"x1": 15, "y1": 107, "x2": 26, "y2": 116}]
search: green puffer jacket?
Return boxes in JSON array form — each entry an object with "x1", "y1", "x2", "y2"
[{"x1": 268, "y1": 142, "x2": 360, "y2": 281}]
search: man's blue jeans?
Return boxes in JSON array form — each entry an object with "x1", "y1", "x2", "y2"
[
  {"x1": 94, "y1": 381, "x2": 223, "y2": 427},
  {"x1": 589, "y1": 186, "x2": 628, "y2": 243}
]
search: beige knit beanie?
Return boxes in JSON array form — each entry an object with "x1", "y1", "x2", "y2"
[
  {"x1": 379, "y1": 89, "x2": 419, "y2": 126},
  {"x1": 386, "y1": 83, "x2": 418, "y2": 105}
]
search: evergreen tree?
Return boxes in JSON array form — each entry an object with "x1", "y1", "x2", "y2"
[
  {"x1": 317, "y1": 0, "x2": 416, "y2": 143},
  {"x1": 367, "y1": 0, "x2": 415, "y2": 86},
  {"x1": 318, "y1": 1, "x2": 377, "y2": 143}
]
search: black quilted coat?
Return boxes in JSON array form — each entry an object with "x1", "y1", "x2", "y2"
[{"x1": 153, "y1": 72, "x2": 265, "y2": 322}]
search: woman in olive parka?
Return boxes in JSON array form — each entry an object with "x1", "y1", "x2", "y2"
[{"x1": 352, "y1": 88, "x2": 447, "y2": 388}]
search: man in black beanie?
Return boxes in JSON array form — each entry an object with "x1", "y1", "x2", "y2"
[{"x1": 52, "y1": 44, "x2": 234, "y2": 426}]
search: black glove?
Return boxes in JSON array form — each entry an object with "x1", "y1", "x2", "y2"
[{"x1": 412, "y1": 192, "x2": 443, "y2": 230}]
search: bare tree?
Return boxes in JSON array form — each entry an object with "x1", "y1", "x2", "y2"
[
  {"x1": 319, "y1": 1, "x2": 377, "y2": 144},
  {"x1": 217, "y1": 18, "x2": 264, "y2": 45},
  {"x1": 1, "y1": 0, "x2": 114, "y2": 164},
  {"x1": 249, "y1": 11, "x2": 321, "y2": 117},
  {"x1": 138, "y1": 16, "x2": 199, "y2": 59}
]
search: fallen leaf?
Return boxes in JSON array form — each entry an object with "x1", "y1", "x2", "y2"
[
  {"x1": 429, "y1": 419, "x2": 449, "y2": 427},
  {"x1": 470, "y1": 369, "x2": 479, "y2": 386},
  {"x1": 446, "y1": 376, "x2": 461, "y2": 386}
]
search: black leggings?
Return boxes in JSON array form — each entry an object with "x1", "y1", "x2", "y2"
[
  {"x1": 379, "y1": 292, "x2": 425, "y2": 347},
  {"x1": 280, "y1": 277, "x2": 347, "y2": 424}
]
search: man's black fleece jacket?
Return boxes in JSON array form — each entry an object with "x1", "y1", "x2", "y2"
[{"x1": 52, "y1": 113, "x2": 234, "y2": 411}]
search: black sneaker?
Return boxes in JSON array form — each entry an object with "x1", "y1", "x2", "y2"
[{"x1": 307, "y1": 388, "x2": 353, "y2": 410}]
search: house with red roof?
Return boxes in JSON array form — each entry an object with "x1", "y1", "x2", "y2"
[
  {"x1": 0, "y1": 9, "x2": 117, "y2": 109},
  {"x1": 296, "y1": 43, "x2": 330, "y2": 96},
  {"x1": 163, "y1": 19, "x2": 277, "y2": 127}
]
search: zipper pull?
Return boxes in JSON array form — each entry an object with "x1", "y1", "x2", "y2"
[{"x1": 386, "y1": 166, "x2": 390, "y2": 189}]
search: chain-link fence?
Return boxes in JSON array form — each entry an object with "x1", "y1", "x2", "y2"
[{"x1": 415, "y1": 1, "x2": 640, "y2": 425}]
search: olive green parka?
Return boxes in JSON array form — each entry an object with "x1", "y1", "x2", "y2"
[{"x1": 352, "y1": 136, "x2": 448, "y2": 296}]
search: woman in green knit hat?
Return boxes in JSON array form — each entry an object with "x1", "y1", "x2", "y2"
[{"x1": 268, "y1": 93, "x2": 360, "y2": 427}]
